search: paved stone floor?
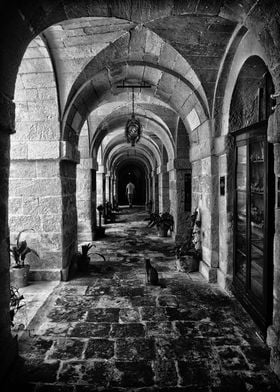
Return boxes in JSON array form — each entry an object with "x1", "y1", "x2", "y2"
[{"x1": 8, "y1": 207, "x2": 280, "y2": 391}]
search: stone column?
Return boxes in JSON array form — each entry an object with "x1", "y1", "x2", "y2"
[
  {"x1": 96, "y1": 166, "x2": 105, "y2": 207},
  {"x1": 60, "y1": 142, "x2": 80, "y2": 281},
  {"x1": 191, "y1": 154, "x2": 219, "y2": 283},
  {"x1": 0, "y1": 93, "x2": 18, "y2": 378},
  {"x1": 189, "y1": 119, "x2": 219, "y2": 283},
  {"x1": 10, "y1": 138, "x2": 76, "y2": 281},
  {"x1": 145, "y1": 175, "x2": 150, "y2": 209},
  {"x1": 91, "y1": 169, "x2": 97, "y2": 235},
  {"x1": 151, "y1": 170, "x2": 159, "y2": 212},
  {"x1": 111, "y1": 174, "x2": 118, "y2": 206},
  {"x1": 158, "y1": 164, "x2": 169, "y2": 213},
  {"x1": 113, "y1": 174, "x2": 118, "y2": 203},
  {"x1": 167, "y1": 158, "x2": 191, "y2": 243},
  {"x1": 145, "y1": 176, "x2": 148, "y2": 203},
  {"x1": 105, "y1": 172, "x2": 110, "y2": 202},
  {"x1": 149, "y1": 174, "x2": 154, "y2": 211},
  {"x1": 111, "y1": 176, "x2": 115, "y2": 202},
  {"x1": 77, "y1": 158, "x2": 96, "y2": 243},
  {"x1": 214, "y1": 134, "x2": 234, "y2": 290}
]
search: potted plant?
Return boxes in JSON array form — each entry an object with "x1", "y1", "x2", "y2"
[
  {"x1": 76, "y1": 242, "x2": 106, "y2": 274},
  {"x1": 103, "y1": 201, "x2": 116, "y2": 224},
  {"x1": 175, "y1": 209, "x2": 201, "y2": 273},
  {"x1": 157, "y1": 212, "x2": 174, "y2": 237},
  {"x1": 10, "y1": 285, "x2": 25, "y2": 327},
  {"x1": 147, "y1": 212, "x2": 160, "y2": 227},
  {"x1": 93, "y1": 204, "x2": 106, "y2": 239},
  {"x1": 10, "y1": 229, "x2": 39, "y2": 288}
]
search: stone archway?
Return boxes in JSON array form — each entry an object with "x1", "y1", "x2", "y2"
[
  {"x1": 117, "y1": 162, "x2": 146, "y2": 206},
  {"x1": 2, "y1": 1, "x2": 280, "y2": 381},
  {"x1": 228, "y1": 53, "x2": 276, "y2": 344}
]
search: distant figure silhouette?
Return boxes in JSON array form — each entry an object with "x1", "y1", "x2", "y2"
[{"x1": 126, "y1": 181, "x2": 135, "y2": 208}]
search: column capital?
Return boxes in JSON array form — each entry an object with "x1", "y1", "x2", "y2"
[
  {"x1": 97, "y1": 165, "x2": 105, "y2": 174},
  {"x1": 167, "y1": 158, "x2": 191, "y2": 171},
  {"x1": 60, "y1": 141, "x2": 80, "y2": 163},
  {"x1": 156, "y1": 164, "x2": 167, "y2": 174},
  {"x1": 91, "y1": 159, "x2": 98, "y2": 171},
  {"x1": 79, "y1": 158, "x2": 98, "y2": 170}
]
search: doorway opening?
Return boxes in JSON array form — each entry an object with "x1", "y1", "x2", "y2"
[
  {"x1": 117, "y1": 163, "x2": 146, "y2": 206},
  {"x1": 229, "y1": 57, "x2": 275, "y2": 336}
]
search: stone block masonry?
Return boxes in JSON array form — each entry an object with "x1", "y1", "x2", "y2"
[{"x1": 9, "y1": 159, "x2": 63, "y2": 276}]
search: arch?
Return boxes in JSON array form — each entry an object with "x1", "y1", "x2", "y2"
[
  {"x1": 217, "y1": 30, "x2": 269, "y2": 137},
  {"x1": 105, "y1": 139, "x2": 160, "y2": 174},
  {"x1": 61, "y1": 25, "x2": 209, "y2": 148},
  {"x1": 225, "y1": 53, "x2": 275, "y2": 337},
  {"x1": 116, "y1": 161, "x2": 147, "y2": 205},
  {"x1": 2, "y1": 2, "x2": 280, "y2": 383},
  {"x1": 62, "y1": 25, "x2": 208, "y2": 119},
  {"x1": 91, "y1": 106, "x2": 174, "y2": 163}
]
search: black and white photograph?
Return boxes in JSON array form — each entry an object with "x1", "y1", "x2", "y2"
[{"x1": 1, "y1": 1, "x2": 280, "y2": 390}]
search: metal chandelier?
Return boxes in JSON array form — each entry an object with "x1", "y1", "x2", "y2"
[
  {"x1": 117, "y1": 81, "x2": 151, "y2": 147},
  {"x1": 125, "y1": 87, "x2": 141, "y2": 147}
]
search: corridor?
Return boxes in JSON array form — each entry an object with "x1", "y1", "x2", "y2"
[{"x1": 8, "y1": 208, "x2": 280, "y2": 391}]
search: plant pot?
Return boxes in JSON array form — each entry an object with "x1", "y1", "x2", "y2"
[
  {"x1": 175, "y1": 255, "x2": 199, "y2": 273},
  {"x1": 76, "y1": 255, "x2": 90, "y2": 273},
  {"x1": 158, "y1": 226, "x2": 169, "y2": 237},
  {"x1": 10, "y1": 264, "x2": 30, "y2": 288}
]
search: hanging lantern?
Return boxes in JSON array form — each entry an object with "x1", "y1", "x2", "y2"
[
  {"x1": 125, "y1": 86, "x2": 142, "y2": 147},
  {"x1": 125, "y1": 115, "x2": 141, "y2": 146},
  {"x1": 116, "y1": 81, "x2": 151, "y2": 147}
]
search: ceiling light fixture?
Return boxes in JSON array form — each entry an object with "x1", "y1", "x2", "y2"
[
  {"x1": 117, "y1": 81, "x2": 151, "y2": 147},
  {"x1": 125, "y1": 87, "x2": 141, "y2": 147}
]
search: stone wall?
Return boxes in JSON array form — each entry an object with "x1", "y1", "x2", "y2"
[
  {"x1": 189, "y1": 118, "x2": 218, "y2": 282},
  {"x1": 77, "y1": 124, "x2": 93, "y2": 243},
  {"x1": 60, "y1": 160, "x2": 77, "y2": 278},
  {"x1": 217, "y1": 153, "x2": 232, "y2": 289},
  {"x1": 10, "y1": 36, "x2": 62, "y2": 280},
  {"x1": 9, "y1": 160, "x2": 62, "y2": 279}
]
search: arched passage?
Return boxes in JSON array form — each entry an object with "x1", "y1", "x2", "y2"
[
  {"x1": 117, "y1": 162, "x2": 146, "y2": 206},
  {"x1": 2, "y1": 2, "x2": 280, "y2": 383}
]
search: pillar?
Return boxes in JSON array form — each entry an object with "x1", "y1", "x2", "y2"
[
  {"x1": 151, "y1": 170, "x2": 159, "y2": 212},
  {"x1": 167, "y1": 158, "x2": 191, "y2": 243},
  {"x1": 96, "y1": 166, "x2": 105, "y2": 207},
  {"x1": 0, "y1": 93, "x2": 18, "y2": 379},
  {"x1": 214, "y1": 134, "x2": 234, "y2": 290},
  {"x1": 105, "y1": 172, "x2": 110, "y2": 202},
  {"x1": 77, "y1": 158, "x2": 97, "y2": 243},
  {"x1": 158, "y1": 164, "x2": 169, "y2": 212}
]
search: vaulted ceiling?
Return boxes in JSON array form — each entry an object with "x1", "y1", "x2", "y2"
[{"x1": 14, "y1": 8, "x2": 242, "y2": 170}]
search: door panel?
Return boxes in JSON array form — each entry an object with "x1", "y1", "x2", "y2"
[{"x1": 233, "y1": 123, "x2": 274, "y2": 336}]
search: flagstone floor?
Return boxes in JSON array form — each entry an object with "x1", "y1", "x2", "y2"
[{"x1": 7, "y1": 207, "x2": 280, "y2": 391}]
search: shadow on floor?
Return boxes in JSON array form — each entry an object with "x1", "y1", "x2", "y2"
[{"x1": 5, "y1": 207, "x2": 280, "y2": 391}]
